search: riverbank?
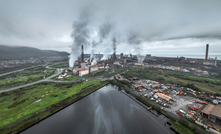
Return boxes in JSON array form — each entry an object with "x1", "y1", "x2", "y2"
[{"x1": 0, "y1": 80, "x2": 111, "y2": 134}]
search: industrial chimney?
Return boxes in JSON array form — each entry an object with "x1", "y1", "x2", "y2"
[
  {"x1": 113, "y1": 52, "x2": 116, "y2": 61},
  {"x1": 82, "y1": 45, "x2": 84, "y2": 62},
  {"x1": 215, "y1": 57, "x2": 217, "y2": 67},
  {"x1": 205, "y1": 44, "x2": 209, "y2": 62}
]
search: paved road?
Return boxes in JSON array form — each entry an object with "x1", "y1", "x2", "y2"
[
  {"x1": 0, "y1": 61, "x2": 64, "y2": 77},
  {"x1": 0, "y1": 68, "x2": 63, "y2": 93},
  {"x1": 0, "y1": 66, "x2": 43, "y2": 77}
]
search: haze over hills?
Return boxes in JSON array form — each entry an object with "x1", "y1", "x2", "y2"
[{"x1": 0, "y1": 45, "x2": 69, "y2": 61}]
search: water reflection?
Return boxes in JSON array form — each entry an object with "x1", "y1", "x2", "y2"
[{"x1": 21, "y1": 84, "x2": 174, "y2": 134}]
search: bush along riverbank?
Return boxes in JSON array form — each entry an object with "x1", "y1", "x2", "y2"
[
  {"x1": 113, "y1": 78, "x2": 209, "y2": 134},
  {"x1": 0, "y1": 80, "x2": 110, "y2": 134}
]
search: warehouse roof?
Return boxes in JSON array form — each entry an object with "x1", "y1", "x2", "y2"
[
  {"x1": 210, "y1": 105, "x2": 221, "y2": 118},
  {"x1": 155, "y1": 93, "x2": 171, "y2": 100},
  {"x1": 75, "y1": 67, "x2": 86, "y2": 71},
  {"x1": 201, "y1": 104, "x2": 215, "y2": 115}
]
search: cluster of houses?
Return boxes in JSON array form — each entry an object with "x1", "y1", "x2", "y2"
[{"x1": 0, "y1": 56, "x2": 67, "y2": 69}]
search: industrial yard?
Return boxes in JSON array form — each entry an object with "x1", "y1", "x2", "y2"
[{"x1": 118, "y1": 75, "x2": 221, "y2": 133}]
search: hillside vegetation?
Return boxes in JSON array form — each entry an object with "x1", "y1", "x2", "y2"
[{"x1": 0, "y1": 45, "x2": 69, "y2": 61}]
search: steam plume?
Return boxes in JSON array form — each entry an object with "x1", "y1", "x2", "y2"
[{"x1": 69, "y1": 12, "x2": 90, "y2": 67}]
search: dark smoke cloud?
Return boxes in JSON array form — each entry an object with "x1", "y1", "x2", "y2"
[{"x1": 0, "y1": 0, "x2": 221, "y2": 58}]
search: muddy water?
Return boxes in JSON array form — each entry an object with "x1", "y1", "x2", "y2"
[{"x1": 21, "y1": 84, "x2": 174, "y2": 134}]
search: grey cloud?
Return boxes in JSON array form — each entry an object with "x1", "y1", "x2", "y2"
[{"x1": 0, "y1": 0, "x2": 221, "y2": 57}]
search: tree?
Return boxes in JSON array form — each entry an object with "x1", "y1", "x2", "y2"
[{"x1": 179, "y1": 118, "x2": 188, "y2": 127}]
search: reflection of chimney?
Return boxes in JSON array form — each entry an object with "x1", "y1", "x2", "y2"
[
  {"x1": 205, "y1": 44, "x2": 209, "y2": 62},
  {"x1": 82, "y1": 45, "x2": 84, "y2": 62}
]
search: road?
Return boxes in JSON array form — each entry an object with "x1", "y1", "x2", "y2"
[
  {"x1": 0, "y1": 65, "x2": 121, "y2": 93},
  {"x1": 0, "y1": 68, "x2": 63, "y2": 93},
  {"x1": 0, "y1": 68, "x2": 113, "y2": 93},
  {"x1": 0, "y1": 66, "x2": 42, "y2": 77}
]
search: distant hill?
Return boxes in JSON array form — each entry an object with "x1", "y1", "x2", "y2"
[{"x1": 0, "y1": 45, "x2": 69, "y2": 61}]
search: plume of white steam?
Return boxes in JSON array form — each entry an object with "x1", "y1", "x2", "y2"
[
  {"x1": 90, "y1": 49, "x2": 95, "y2": 61},
  {"x1": 69, "y1": 12, "x2": 89, "y2": 67},
  {"x1": 101, "y1": 48, "x2": 111, "y2": 60},
  {"x1": 137, "y1": 55, "x2": 145, "y2": 63},
  {"x1": 91, "y1": 57, "x2": 98, "y2": 65}
]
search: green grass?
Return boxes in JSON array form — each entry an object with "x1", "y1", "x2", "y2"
[
  {"x1": 0, "y1": 66, "x2": 55, "y2": 91},
  {"x1": 170, "y1": 120, "x2": 194, "y2": 134},
  {"x1": 63, "y1": 75, "x2": 81, "y2": 81},
  {"x1": 49, "y1": 62, "x2": 68, "y2": 68},
  {"x1": 163, "y1": 75, "x2": 221, "y2": 94},
  {"x1": 0, "y1": 64, "x2": 44, "y2": 74},
  {"x1": 0, "y1": 80, "x2": 100, "y2": 127}
]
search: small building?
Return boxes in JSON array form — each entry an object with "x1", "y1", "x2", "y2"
[
  {"x1": 155, "y1": 92, "x2": 172, "y2": 101},
  {"x1": 146, "y1": 80, "x2": 159, "y2": 84},
  {"x1": 173, "y1": 67, "x2": 180, "y2": 70},
  {"x1": 134, "y1": 63, "x2": 144, "y2": 66},
  {"x1": 201, "y1": 104, "x2": 221, "y2": 123}
]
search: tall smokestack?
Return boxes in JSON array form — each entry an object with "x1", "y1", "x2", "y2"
[
  {"x1": 82, "y1": 45, "x2": 84, "y2": 62},
  {"x1": 215, "y1": 57, "x2": 217, "y2": 67},
  {"x1": 113, "y1": 52, "x2": 116, "y2": 61},
  {"x1": 205, "y1": 44, "x2": 209, "y2": 62}
]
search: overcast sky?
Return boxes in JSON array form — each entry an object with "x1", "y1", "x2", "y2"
[{"x1": 0, "y1": 0, "x2": 221, "y2": 58}]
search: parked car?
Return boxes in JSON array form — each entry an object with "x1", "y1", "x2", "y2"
[{"x1": 180, "y1": 110, "x2": 186, "y2": 114}]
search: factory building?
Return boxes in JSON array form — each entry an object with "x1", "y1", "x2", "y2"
[
  {"x1": 145, "y1": 54, "x2": 151, "y2": 60},
  {"x1": 73, "y1": 67, "x2": 86, "y2": 75},
  {"x1": 201, "y1": 104, "x2": 221, "y2": 123}
]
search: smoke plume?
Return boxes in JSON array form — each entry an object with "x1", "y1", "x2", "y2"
[
  {"x1": 69, "y1": 12, "x2": 90, "y2": 67},
  {"x1": 101, "y1": 48, "x2": 111, "y2": 60},
  {"x1": 99, "y1": 23, "x2": 112, "y2": 43}
]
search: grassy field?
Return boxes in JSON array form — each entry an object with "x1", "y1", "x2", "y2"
[
  {"x1": 163, "y1": 70, "x2": 221, "y2": 83},
  {"x1": 157, "y1": 72, "x2": 221, "y2": 94},
  {"x1": 167, "y1": 75, "x2": 221, "y2": 94},
  {"x1": 49, "y1": 62, "x2": 69, "y2": 68},
  {"x1": 0, "y1": 63, "x2": 43, "y2": 74},
  {"x1": 63, "y1": 75, "x2": 81, "y2": 81},
  {"x1": 0, "y1": 66, "x2": 55, "y2": 91},
  {"x1": 0, "y1": 80, "x2": 100, "y2": 128}
]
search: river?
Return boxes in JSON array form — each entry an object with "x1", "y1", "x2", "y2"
[{"x1": 21, "y1": 84, "x2": 175, "y2": 134}]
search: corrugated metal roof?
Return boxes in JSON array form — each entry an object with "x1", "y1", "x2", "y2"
[
  {"x1": 155, "y1": 93, "x2": 171, "y2": 100},
  {"x1": 201, "y1": 104, "x2": 215, "y2": 115},
  {"x1": 210, "y1": 105, "x2": 221, "y2": 118},
  {"x1": 75, "y1": 67, "x2": 86, "y2": 71}
]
